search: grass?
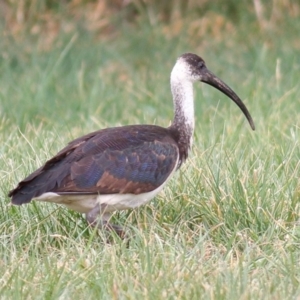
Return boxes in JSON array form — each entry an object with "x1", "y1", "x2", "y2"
[{"x1": 1, "y1": 4, "x2": 300, "y2": 299}]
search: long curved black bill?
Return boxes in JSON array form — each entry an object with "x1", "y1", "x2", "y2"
[{"x1": 200, "y1": 67, "x2": 255, "y2": 130}]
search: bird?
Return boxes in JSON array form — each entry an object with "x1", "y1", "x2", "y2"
[{"x1": 9, "y1": 53, "x2": 255, "y2": 237}]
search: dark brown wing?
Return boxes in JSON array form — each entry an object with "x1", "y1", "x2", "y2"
[{"x1": 9, "y1": 125, "x2": 179, "y2": 205}]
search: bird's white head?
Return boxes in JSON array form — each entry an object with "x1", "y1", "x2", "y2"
[{"x1": 171, "y1": 53, "x2": 207, "y2": 83}]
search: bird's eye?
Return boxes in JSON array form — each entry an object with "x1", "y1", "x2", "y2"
[{"x1": 197, "y1": 61, "x2": 204, "y2": 69}]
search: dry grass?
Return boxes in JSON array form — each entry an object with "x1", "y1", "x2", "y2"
[{"x1": 2, "y1": 0, "x2": 300, "y2": 51}]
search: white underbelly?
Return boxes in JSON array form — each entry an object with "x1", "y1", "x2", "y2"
[{"x1": 35, "y1": 181, "x2": 166, "y2": 213}]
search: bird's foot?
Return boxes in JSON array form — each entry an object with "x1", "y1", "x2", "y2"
[{"x1": 101, "y1": 222, "x2": 127, "y2": 239}]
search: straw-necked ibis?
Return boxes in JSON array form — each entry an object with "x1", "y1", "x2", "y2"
[{"x1": 9, "y1": 53, "x2": 255, "y2": 237}]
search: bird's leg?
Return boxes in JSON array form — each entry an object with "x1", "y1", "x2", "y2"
[
  {"x1": 86, "y1": 203, "x2": 103, "y2": 226},
  {"x1": 86, "y1": 204, "x2": 126, "y2": 239}
]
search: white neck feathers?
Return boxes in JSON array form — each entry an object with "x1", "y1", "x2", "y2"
[{"x1": 170, "y1": 59, "x2": 195, "y2": 143}]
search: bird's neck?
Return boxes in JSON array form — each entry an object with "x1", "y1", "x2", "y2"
[{"x1": 170, "y1": 76, "x2": 195, "y2": 161}]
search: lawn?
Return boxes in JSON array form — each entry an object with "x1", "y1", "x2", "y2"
[{"x1": 0, "y1": 2, "x2": 299, "y2": 299}]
